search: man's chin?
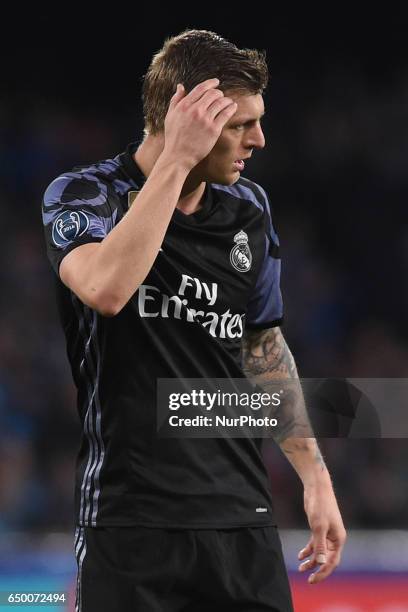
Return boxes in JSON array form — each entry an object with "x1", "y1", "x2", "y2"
[{"x1": 211, "y1": 171, "x2": 240, "y2": 186}]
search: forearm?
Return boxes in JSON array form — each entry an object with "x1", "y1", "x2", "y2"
[
  {"x1": 242, "y1": 330, "x2": 345, "y2": 579},
  {"x1": 280, "y1": 437, "x2": 332, "y2": 488},
  {"x1": 83, "y1": 154, "x2": 189, "y2": 313},
  {"x1": 242, "y1": 326, "x2": 329, "y2": 485}
]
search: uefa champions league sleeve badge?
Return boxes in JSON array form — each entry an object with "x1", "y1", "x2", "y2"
[
  {"x1": 52, "y1": 210, "x2": 90, "y2": 247},
  {"x1": 230, "y1": 230, "x2": 252, "y2": 272}
]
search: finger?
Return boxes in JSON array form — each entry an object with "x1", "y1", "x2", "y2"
[
  {"x1": 310, "y1": 526, "x2": 328, "y2": 565},
  {"x1": 194, "y1": 88, "x2": 224, "y2": 112},
  {"x1": 298, "y1": 532, "x2": 327, "y2": 573},
  {"x1": 184, "y1": 78, "x2": 220, "y2": 104},
  {"x1": 308, "y1": 552, "x2": 341, "y2": 584},
  {"x1": 298, "y1": 540, "x2": 313, "y2": 561},
  {"x1": 168, "y1": 84, "x2": 186, "y2": 110},
  {"x1": 213, "y1": 102, "x2": 238, "y2": 129},
  {"x1": 208, "y1": 96, "x2": 235, "y2": 119},
  {"x1": 298, "y1": 558, "x2": 314, "y2": 572},
  {"x1": 298, "y1": 554, "x2": 326, "y2": 572}
]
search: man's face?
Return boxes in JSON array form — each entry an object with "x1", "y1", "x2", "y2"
[{"x1": 193, "y1": 91, "x2": 266, "y2": 185}]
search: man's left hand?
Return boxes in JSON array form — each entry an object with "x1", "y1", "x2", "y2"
[{"x1": 298, "y1": 481, "x2": 347, "y2": 584}]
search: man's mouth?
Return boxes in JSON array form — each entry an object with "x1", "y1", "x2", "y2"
[{"x1": 234, "y1": 160, "x2": 245, "y2": 171}]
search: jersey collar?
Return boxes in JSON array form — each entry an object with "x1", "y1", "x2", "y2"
[
  {"x1": 118, "y1": 141, "x2": 146, "y2": 187},
  {"x1": 119, "y1": 141, "x2": 216, "y2": 222}
]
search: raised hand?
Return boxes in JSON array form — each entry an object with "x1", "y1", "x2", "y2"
[{"x1": 163, "y1": 78, "x2": 237, "y2": 170}]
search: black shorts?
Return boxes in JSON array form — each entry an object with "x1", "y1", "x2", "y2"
[{"x1": 74, "y1": 525, "x2": 294, "y2": 612}]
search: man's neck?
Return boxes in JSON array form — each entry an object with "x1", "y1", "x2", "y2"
[{"x1": 133, "y1": 134, "x2": 206, "y2": 215}]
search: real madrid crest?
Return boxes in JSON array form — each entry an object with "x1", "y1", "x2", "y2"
[{"x1": 230, "y1": 230, "x2": 252, "y2": 273}]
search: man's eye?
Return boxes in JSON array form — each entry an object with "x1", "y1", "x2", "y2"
[{"x1": 232, "y1": 125, "x2": 244, "y2": 131}]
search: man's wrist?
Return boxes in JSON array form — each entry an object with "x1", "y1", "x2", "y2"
[
  {"x1": 158, "y1": 149, "x2": 195, "y2": 174},
  {"x1": 302, "y1": 465, "x2": 332, "y2": 490}
]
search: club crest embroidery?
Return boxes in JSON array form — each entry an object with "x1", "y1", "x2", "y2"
[
  {"x1": 52, "y1": 210, "x2": 89, "y2": 247},
  {"x1": 128, "y1": 190, "x2": 140, "y2": 209},
  {"x1": 230, "y1": 230, "x2": 252, "y2": 272}
]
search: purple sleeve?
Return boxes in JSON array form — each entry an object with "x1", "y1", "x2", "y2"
[
  {"x1": 42, "y1": 173, "x2": 117, "y2": 275},
  {"x1": 246, "y1": 192, "x2": 283, "y2": 329}
]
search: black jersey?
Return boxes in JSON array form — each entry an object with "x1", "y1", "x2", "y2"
[{"x1": 42, "y1": 142, "x2": 283, "y2": 529}]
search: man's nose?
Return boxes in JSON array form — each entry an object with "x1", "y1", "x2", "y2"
[{"x1": 245, "y1": 124, "x2": 265, "y2": 150}]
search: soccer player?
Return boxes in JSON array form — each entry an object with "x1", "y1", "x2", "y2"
[{"x1": 42, "y1": 30, "x2": 346, "y2": 612}]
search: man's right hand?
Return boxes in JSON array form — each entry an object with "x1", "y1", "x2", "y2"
[{"x1": 162, "y1": 78, "x2": 237, "y2": 171}]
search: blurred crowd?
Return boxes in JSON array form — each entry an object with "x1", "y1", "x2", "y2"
[{"x1": 1, "y1": 62, "x2": 407, "y2": 532}]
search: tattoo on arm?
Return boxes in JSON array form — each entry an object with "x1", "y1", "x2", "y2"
[
  {"x1": 242, "y1": 326, "x2": 297, "y2": 380},
  {"x1": 279, "y1": 437, "x2": 327, "y2": 473},
  {"x1": 242, "y1": 327, "x2": 315, "y2": 444}
]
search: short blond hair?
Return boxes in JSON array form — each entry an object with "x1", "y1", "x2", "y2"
[{"x1": 142, "y1": 29, "x2": 268, "y2": 135}]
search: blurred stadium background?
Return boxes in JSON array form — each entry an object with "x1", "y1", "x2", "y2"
[{"x1": 1, "y1": 9, "x2": 407, "y2": 611}]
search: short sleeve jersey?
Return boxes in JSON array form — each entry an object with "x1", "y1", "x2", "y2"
[{"x1": 42, "y1": 142, "x2": 283, "y2": 529}]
